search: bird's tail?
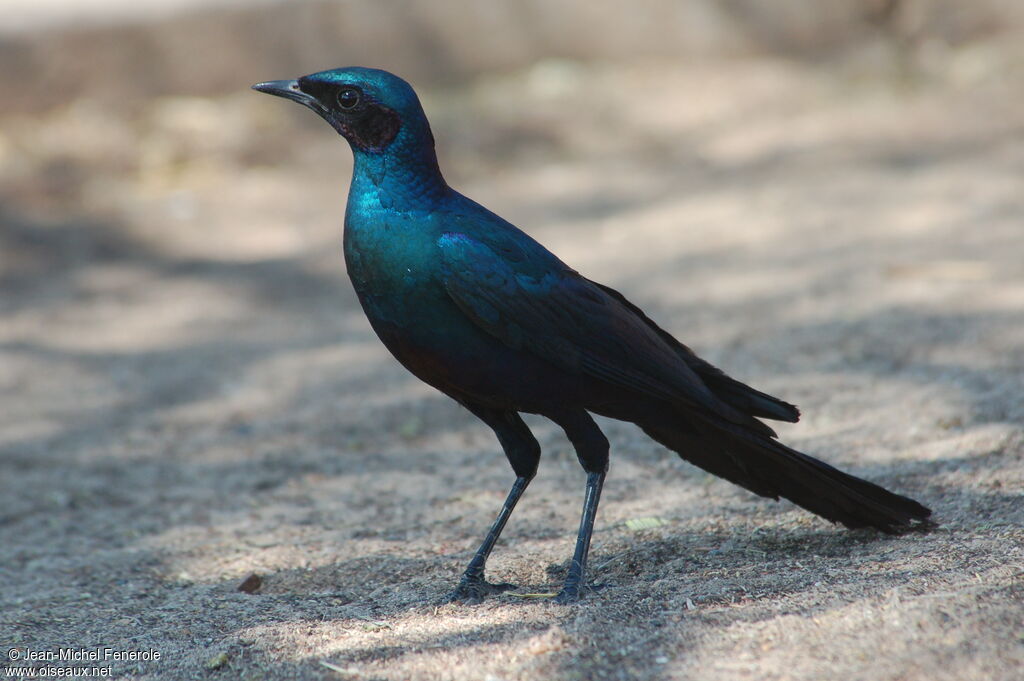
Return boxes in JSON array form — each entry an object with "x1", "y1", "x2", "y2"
[{"x1": 639, "y1": 418, "x2": 933, "y2": 534}]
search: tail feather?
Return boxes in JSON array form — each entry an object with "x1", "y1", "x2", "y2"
[
  {"x1": 689, "y1": 362, "x2": 801, "y2": 423},
  {"x1": 587, "y1": 279, "x2": 800, "y2": 423},
  {"x1": 640, "y1": 418, "x2": 933, "y2": 534}
]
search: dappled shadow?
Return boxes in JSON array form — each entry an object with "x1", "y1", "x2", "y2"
[
  {"x1": 4, "y1": 194, "x2": 1021, "y2": 678},
  {"x1": 3, "y1": 52, "x2": 1023, "y2": 679},
  {"x1": 0, "y1": 204, "x2": 359, "y2": 315},
  {"x1": 5, "y1": 393, "x2": 1015, "y2": 677}
]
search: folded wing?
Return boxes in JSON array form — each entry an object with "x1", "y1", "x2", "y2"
[{"x1": 438, "y1": 231, "x2": 778, "y2": 436}]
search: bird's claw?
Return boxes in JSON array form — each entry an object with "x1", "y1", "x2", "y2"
[
  {"x1": 444, "y1": 578, "x2": 517, "y2": 604},
  {"x1": 553, "y1": 587, "x2": 581, "y2": 605}
]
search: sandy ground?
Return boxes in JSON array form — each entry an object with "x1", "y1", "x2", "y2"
[{"x1": 2, "y1": 56, "x2": 1023, "y2": 680}]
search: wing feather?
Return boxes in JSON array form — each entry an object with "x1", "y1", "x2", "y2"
[{"x1": 438, "y1": 231, "x2": 773, "y2": 434}]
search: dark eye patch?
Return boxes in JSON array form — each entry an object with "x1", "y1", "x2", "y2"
[
  {"x1": 296, "y1": 77, "x2": 401, "y2": 152},
  {"x1": 344, "y1": 100, "x2": 402, "y2": 152},
  {"x1": 296, "y1": 77, "x2": 333, "y2": 102}
]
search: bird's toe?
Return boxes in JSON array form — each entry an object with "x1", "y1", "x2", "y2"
[
  {"x1": 444, "y1": 578, "x2": 516, "y2": 604},
  {"x1": 553, "y1": 581, "x2": 607, "y2": 605},
  {"x1": 553, "y1": 587, "x2": 581, "y2": 605}
]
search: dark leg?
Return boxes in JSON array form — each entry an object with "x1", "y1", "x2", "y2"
[
  {"x1": 446, "y1": 406, "x2": 540, "y2": 604},
  {"x1": 555, "y1": 470, "x2": 606, "y2": 604},
  {"x1": 446, "y1": 475, "x2": 530, "y2": 603},
  {"x1": 548, "y1": 409, "x2": 609, "y2": 604}
]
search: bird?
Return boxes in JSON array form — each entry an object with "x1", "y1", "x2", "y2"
[{"x1": 252, "y1": 67, "x2": 933, "y2": 604}]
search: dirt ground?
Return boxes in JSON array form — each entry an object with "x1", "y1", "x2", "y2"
[{"x1": 2, "y1": 55, "x2": 1023, "y2": 680}]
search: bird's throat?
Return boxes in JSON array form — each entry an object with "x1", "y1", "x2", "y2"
[{"x1": 350, "y1": 141, "x2": 448, "y2": 211}]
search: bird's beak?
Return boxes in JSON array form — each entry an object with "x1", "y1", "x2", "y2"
[{"x1": 251, "y1": 79, "x2": 319, "y2": 110}]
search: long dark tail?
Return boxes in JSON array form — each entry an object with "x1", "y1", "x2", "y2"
[{"x1": 640, "y1": 418, "x2": 933, "y2": 534}]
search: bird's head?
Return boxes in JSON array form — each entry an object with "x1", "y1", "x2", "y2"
[{"x1": 252, "y1": 67, "x2": 430, "y2": 155}]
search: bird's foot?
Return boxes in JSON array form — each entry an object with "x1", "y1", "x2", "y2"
[
  {"x1": 553, "y1": 581, "x2": 607, "y2": 605},
  {"x1": 444, "y1": 577, "x2": 517, "y2": 605}
]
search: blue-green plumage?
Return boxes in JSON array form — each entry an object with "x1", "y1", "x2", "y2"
[{"x1": 252, "y1": 67, "x2": 932, "y2": 604}]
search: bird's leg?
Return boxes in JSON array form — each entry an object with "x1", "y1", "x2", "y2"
[
  {"x1": 555, "y1": 470, "x2": 606, "y2": 604},
  {"x1": 446, "y1": 475, "x2": 531, "y2": 603},
  {"x1": 549, "y1": 408, "x2": 610, "y2": 604},
  {"x1": 445, "y1": 406, "x2": 540, "y2": 604}
]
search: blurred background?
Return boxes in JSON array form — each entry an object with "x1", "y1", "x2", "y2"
[
  {"x1": 2, "y1": 2, "x2": 1023, "y2": 680},
  {"x1": 3, "y1": 0, "x2": 1021, "y2": 446}
]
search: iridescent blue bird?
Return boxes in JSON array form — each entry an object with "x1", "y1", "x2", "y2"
[{"x1": 252, "y1": 68, "x2": 932, "y2": 603}]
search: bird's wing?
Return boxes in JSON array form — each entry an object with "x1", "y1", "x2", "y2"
[
  {"x1": 437, "y1": 231, "x2": 768, "y2": 431},
  {"x1": 587, "y1": 280, "x2": 800, "y2": 423}
]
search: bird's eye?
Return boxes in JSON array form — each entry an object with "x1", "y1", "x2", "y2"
[{"x1": 337, "y1": 87, "x2": 360, "y2": 110}]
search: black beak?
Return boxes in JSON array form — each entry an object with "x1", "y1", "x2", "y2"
[{"x1": 251, "y1": 79, "x2": 321, "y2": 111}]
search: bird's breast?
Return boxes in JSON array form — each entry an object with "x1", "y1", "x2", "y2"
[
  {"x1": 344, "y1": 216, "x2": 444, "y2": 323},
  {"x1": 339, "y1": 212, "x2": 589, "y2": 410}
]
